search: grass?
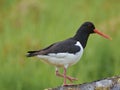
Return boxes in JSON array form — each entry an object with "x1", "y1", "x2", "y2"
[{"x1": 0, "y1": 0, "x2": 120, "y2": 90}]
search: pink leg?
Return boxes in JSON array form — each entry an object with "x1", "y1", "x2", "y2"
[
  {"x1": 63, "y1": 67, "x2": 67, "y2": 85},
  {"x1": 55, "y1": 68, "x2": 78, "y2": 85}
]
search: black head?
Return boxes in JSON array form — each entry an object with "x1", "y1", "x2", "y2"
[
  {"x1": 80, "y1": 22, "x2": 95, "y2": 34},
  {"x1": 80, "y1": 22, "x2": 112, "y2": 40},
  {"x1": 73, "y1": 21, "x2": 111, "y2": 48},
  {"x1": 73, "y1": 22, "x2": 96, "y2": 48}
]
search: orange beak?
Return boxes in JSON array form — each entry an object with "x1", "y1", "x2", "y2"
[{"x1": 94, "y1": 29, "x2": 112, "y2": 40}]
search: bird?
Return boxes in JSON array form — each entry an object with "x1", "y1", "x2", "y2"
[{"x1": 26, "y1": 22, "x2": 111, "y2": 86}]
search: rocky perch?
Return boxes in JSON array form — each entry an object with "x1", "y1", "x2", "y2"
[{"x1": 46, "y1": 76, "x2": 120, "y2": 90}]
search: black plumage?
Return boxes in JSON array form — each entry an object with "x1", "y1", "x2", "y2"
[{"x1": 27, "y1": 38, "x2": 81, "y2": 57}]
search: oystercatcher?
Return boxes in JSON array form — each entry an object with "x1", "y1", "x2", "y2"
[{"x1": 26, "y1": 22, "x2": 111, "y2": 86}]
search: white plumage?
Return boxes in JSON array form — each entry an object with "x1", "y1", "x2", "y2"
[{"x1": 37, "y1": 41, "x2": 83, "y2": 67}]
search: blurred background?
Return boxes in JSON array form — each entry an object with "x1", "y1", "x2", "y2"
[{"x1": 0, "y1": 0, "x2": 120, "y2": 90}]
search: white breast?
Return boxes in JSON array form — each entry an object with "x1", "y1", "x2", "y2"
[{"x1": 37, "y1": 41, "x2": 84, "y2": 67}]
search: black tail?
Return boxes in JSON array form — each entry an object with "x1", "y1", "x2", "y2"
[{"x1": 26, "y1": 51, "x2": 38, "y2": 57}]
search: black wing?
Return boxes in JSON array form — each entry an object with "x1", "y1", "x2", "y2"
[
  {"x1": 26, "y1": 43, "x2": 56, "y2": 57},
  {"x1": 27, "y1": 38, "x2": 81, "y2": 57}
]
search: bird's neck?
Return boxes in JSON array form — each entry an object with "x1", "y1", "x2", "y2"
[{"x1": 73, "y1": 30, "x2": 90, "y2": 48}]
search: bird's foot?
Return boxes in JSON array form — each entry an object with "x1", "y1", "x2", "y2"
[
  {"x1": 66, "y1": 75, "x2": 78, "y2": 83},
  {"x1": 56, "y1": 70, "x2": 78, "y2": 82}
]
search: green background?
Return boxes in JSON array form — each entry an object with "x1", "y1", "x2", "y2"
[{"x1": 0, "y1": 0, "x2": 120, "y2": 90}]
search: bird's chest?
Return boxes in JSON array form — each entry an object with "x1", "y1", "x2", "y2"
[{"x1": 67, "y1": 47, "x2": 83, "y2": 66}]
